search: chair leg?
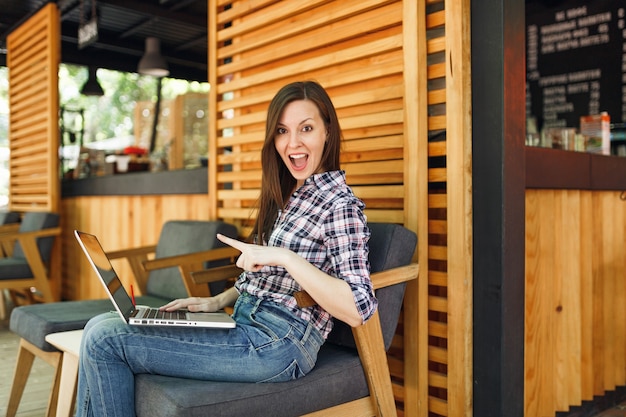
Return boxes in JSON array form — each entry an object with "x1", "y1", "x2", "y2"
[
  {"x1": 6, "y1": 340, "x2": 36, "y2": 417},
  {"x1": 6, "y1": 338, "x2": 62, "y2": 417},
  {"x1": 0, "y1": 289, "x2": 7, "y2": 320},
  {"x1": 46, "y1": 360, "x2": 63, "y2": 417}
]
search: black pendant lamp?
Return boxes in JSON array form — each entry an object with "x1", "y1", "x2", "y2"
[
  {"x1": 81, "y1": 66, "x2": 104, "y2": 96},
  {"x1": 138, "y1": 37, "x2": 169, "y2": 77}
]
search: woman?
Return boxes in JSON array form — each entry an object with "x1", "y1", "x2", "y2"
[{"x1": 76, "y1": 81, "x2": 377, "y2": 416}]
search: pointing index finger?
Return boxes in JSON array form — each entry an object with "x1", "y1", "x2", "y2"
[{"x1": 217, "y1": 233, "x2": 247, "y2": 252}]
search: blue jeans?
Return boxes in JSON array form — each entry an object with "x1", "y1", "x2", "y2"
[{"x1": 75, "y1": 293, "x2": 324, "y2": 417}]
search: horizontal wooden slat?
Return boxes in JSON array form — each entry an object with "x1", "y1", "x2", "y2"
[
  {"x1": 362, "y1": 209, "x2": 404, "y2": 224},
  {"x1": 428, "y1": 245, "x2": 447, "y2": 261},
  {"x1": 428, "y1": 89, "x2": 446, "y2": 105},
  {"x1": 429, "y1": 345, "x2": 448, "y2": 364},
  {"x1": 429, "y1": 295, "x2": 448, "y2": 313},
  {"x1": 429, "y1": 140, "x2": 446, "y2": 156},
  {"x1": 429, "y1": 370, "x2": 448, "y2": 389},
  {"x1": 429, "y1": 271, "x2": 448, "y2": 287},
  {"x1": 217, "y1": 189, "x2": 260, "y2": 200},
  {"x1": 429, "y1": 220, "x2": 447, "y2": 234},
  {"x1": 429, "y1": 115, "x2": 446, "y2": 131},
  {"x1": 216, "y1": 0, "x2": 278, "y2": 25},
  {"x1": 429, "y1": 194, "x2": 447, "y2": 208},
  {"x1": 428, "y1": 320, "x2": 448, "y2": 338},
  {"x1": 428, "y1": 62, "x2": 446, "y2": 80},
  {"x1": 345, "y1": 173, "x2": 404, "y2": 185},
  {"x1": 345, "y1": 160, "x2": 404, "y2": 176},
  {"x1": 351, "y1": 185, "x2": 404, "y2": 199},
  {"x1": 429, "y1": 396, "x2": 449, "y2": 416},
  {"x1": 427, "y1": 36, "x2": 445, "y2": 54},
  {"x1": 426, "y1": 10, "x2": 445, "y2": 29},
  {"x1": 429, "y1": 167, "x2": 447, "y2": 183}
]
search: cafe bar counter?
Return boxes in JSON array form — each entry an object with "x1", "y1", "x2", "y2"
[{"x1": 524, "y1": 147, "x2": 626, "y2": 417}]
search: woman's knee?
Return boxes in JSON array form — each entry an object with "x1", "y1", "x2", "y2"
[{"x1": 82, "y1": 313, "x2": 126, "y2": 354}]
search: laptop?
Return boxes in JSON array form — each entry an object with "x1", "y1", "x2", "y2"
[{"x1": 74, "y1": 230, "x2": 236, "y2": 329}]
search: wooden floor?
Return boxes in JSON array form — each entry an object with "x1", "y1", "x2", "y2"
[
  {"x1": 0, "y1": 313, "x2": 54, "y2": 417},
  {"x1": 560, "y1": 397, "x2": 626, "y2": 417}
]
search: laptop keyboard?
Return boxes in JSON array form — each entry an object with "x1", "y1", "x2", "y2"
[{"x1": 144, "y1": 308, "x2": 187, "y2": 320}]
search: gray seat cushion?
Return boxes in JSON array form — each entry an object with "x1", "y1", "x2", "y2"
[
  {"x1": 135, "y1": 223, "x2": 417, "y2": 417},
  {"x1": 0, "y1": 211, "x2": 20, "y2": 225},
  {"x1": 10, "y1": 295, "x2": 168, "y2": 352},
  {"x1": 136, "y1": 344, "x2": 367, "y2": 417},
  {"x1": 0, "y1": 257, "x2": 35, "y2": 280}
]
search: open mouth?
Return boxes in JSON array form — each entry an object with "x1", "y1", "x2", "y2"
[{"x1": 289, "y1": 154, "x2": 308, "y2": 170}]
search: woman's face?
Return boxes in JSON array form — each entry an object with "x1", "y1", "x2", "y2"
[{"x1": 274, "y1": 99, "x2": 327, "y2": 188}]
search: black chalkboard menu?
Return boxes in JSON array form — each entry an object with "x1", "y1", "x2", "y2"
[{"x1": 526, "y1": 0, "x2": 625, "y2": 131}]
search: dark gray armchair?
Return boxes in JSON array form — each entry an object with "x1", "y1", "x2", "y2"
[
  {"x1": 134, "y1": 222, "x2": 418, "y2": 417},
  {"x1": 0, "y1": 211, "x2": 61, "y2": 309}
]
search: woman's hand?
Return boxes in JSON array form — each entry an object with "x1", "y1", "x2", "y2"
[
  {"x1": 160, "y1": 287, "x2": 239, "y2": 313},
  {"x1": 217, "y1": 233, "x2": 289, "y2": 272},
  {"x1": 160, "y1": 296, "x2": 222, "y2": 313}
]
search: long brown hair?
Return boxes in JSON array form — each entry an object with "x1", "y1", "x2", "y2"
[{"x1": 251, "y1": 81, "x2": 342, "y2": 243}]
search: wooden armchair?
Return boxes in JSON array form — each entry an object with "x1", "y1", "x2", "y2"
[
  {"x1": 134, "y1": 222, "x2": 418, "y2": 417},
  {"x1": 0, "y1": 212, "x2": 61, "y2": 313}
]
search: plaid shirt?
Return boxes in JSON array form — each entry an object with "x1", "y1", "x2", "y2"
[{"x1": 235, "y1": 170, "x2": 377, "y2": 338}]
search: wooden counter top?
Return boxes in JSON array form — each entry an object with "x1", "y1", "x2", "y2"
[
  {"x1": 61, "y1": 167, "x2": 208, "y2": 197},
  {"x1": 525, "y1": 147, "x2": 626, "y2": 190}
]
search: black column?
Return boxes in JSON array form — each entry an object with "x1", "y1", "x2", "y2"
[{"x1": 472, "y1": 0, "x2": 526, "y2": 415}]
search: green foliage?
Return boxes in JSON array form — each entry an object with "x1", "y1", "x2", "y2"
[{"x1": 59, "y1": 64, "x2": 209, "y2": 145}]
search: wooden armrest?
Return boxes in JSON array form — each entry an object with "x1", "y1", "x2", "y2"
[
  {"x1": 0, "y1": 226, "x2": 61, "y2": 243},
  {"x1": 191, "y1": 264, "x2": 243, "y2": 285},
  {"x1": 0, "y1": 223, "x2": 21, "y2": 234},
  {"x1": 140, "y1": 246, "x2": 241, "y2": 298},
  {"x1": 106, "y1": 244, "x2": 157, "y2": 260},
  {"x1": 104, "y1": 245, "x2": 157, "y2": 294},
  {"x1": 350, "y1": 262, "x2": 419, "y2": 416},
  {"x1": 370, "y1": 263, "x2": 419, "y2": 290},
  {"x1": 351, "y1": 310, "x2": 398, "y2": 417},
  {"x1": 142, "y1": 247, "x2": 240, "y2": 272}
]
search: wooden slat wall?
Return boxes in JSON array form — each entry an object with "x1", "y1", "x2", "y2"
[
  {"x1": 524, "y1": 189, "x2": 626, "y2": 417},
  {"x1": 7, "y1": 3, "x2": 60, "y2": 213},
  {"x1": 207, "y1": 1, "x2": 473, "y2": 416},
  {"x1": 208, "y1": 0, "x2": 408, "y2": 233},
  {"x1": 420, "y1": 1, "x2": 473, "y2": 416},
  {"x1": 6, "y1": 4, "x2": 63, "y2": 301},
  {"x1": 60, "y1": 195, "x2": 212, "y2": 301}
]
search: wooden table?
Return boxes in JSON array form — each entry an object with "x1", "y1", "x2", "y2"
[{"x1": 45, "y1": 330, "x2": 83, "y2": 417}]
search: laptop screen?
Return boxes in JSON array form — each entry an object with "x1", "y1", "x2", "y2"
[{"x1": 75, "y1": 231, "x2": 135, "y2": 319}]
